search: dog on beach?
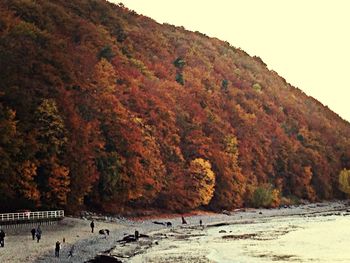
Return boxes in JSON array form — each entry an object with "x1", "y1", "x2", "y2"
[{"x1": 99, "y1": 229, "x2": 110, "y2": 235}]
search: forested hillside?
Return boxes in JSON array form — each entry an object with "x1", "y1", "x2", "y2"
[{"x1": 0, "y1": 0, "x2": 349, "y2": 213}]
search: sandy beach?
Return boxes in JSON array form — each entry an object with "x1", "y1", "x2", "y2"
[
  {"x1": 0, "y1": 217, "x2": 125, "y2": 262},
  {"x1": 0, "y1": 201, "x2": 349, "y2": 263}
]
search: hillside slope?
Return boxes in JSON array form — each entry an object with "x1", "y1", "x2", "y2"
[{"x1": 0, "y1": 0, "x2": 349, "y2": 213}]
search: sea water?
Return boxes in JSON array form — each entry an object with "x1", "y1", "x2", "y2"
[
  {"x1": 206, "y1": 215, "x2": 350, "y2": 262},
  {"x1": 129, "y1": 213, "x2": 350, "y2": 262}
]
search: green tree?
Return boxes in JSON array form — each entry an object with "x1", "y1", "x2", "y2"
[
  {"x1": 175, "y1": 72, "x2": 184, "y2": 85},
  {"x1": 98, "y1": 46, "x2": 115, "y2": 61},
  {"x1": 251, "y1": 185, "x2": 274, "y2": 208},
  {"x1": 35, "y1": 99, "x2": 70, "y2": 208},
  {"x1": 36, "y1": 99, "x2": 67, "y2": 155},
  {"x1": 221, "y1": 79, "x2": 228, "y2": 90},
  {"x1": 173, "y1": 57, "x2": 186, "y2": 69},
  {"x1": 96, "y1": 152, "x2": 124, "y2": 202}
]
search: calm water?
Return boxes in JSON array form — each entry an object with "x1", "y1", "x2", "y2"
[
  {"x1": 129, "y1": 213, "x2": 350, "y2": 262},
  {"x1": 206, "y1": 215, "x2": 350, "y2": 262}
]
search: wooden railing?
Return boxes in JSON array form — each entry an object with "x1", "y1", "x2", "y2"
[{"x1": 0, "y1": 210, "x2": 64, "y2": 223}]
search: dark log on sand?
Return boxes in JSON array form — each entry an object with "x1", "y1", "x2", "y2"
[
  {"x1": 118, "y1": 233, "x2": 150, "y2": 243},
  {"x1": 86, "y1": 255, "x2": 122, "y2": 263}
]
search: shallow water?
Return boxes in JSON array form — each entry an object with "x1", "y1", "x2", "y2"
[
  {"x1": 130, "y1": 214, "x2": 350, "y2": 262},
  {"x1": 206, "y1": 215, "x2": 350, "y2": 262}
]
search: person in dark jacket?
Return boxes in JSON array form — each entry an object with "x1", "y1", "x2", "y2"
[
  {"x1": 0, "y1": 229, "x2": 5, "y2": 247},
  {"x1": 90, "y1": 220, "x2": 95, "y2": 233},
  {"x1": 55, "y1": 241, "x2": 60, "y2": 257},
  {"x1": 31, "y1": 228, "x2": 36, "y2": 240},
  {"x1": 36, "y1": 226, "x2": 42, "y2": 243}
]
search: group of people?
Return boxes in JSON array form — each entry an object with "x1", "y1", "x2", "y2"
[
  {"x1": 0, "y1": 226, "x2": 40, "y2": 248},
  {"x1": 0, "y1": 225, "x2": 41, "y2": 248},
  {"x1": 30, "y1": 226, "x2": 42, "y2": 242},
  {"x1": 0, "y1": 220, "x2": 97, "y2": 258},
  {"x1": 0, "y1": 223, "x2": 76, "y2": 259}
]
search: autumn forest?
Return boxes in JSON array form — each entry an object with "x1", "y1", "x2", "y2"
[{"x1": 0, "y1": 0, "x2": 349, "y2": 214}]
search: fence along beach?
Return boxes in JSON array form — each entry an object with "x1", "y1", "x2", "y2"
[{"x1": 0, "y1": 210, "x2": 64, "y2": 229}]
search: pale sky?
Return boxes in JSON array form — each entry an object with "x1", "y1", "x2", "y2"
[{"x1": 111, "y1": 0, "x2": 350, "y2": 122}]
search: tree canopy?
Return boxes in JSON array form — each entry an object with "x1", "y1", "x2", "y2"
[{"x1": 0, "y1": 0, "x2": 349, "y2": 213}]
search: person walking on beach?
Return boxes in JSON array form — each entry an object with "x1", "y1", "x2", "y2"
[
  {"x1": 181, "y1": 216, "x2": 187, "y2": 224},
  {"x1": 90, "y1": 220, "x2": 95, "y2": 233},
  {"x1": 31, "y1": 228, "x2": 36, "y2": 240},
  {"x1": 55, "y1": 241, "x2": 60, "y2": 257},
  {"x1": 68, "y1": 245, "x2": 75, "y2": 258},
  {"x1": 36, "y1": 226, "x2": 42, "y2": 243},
  {"x1": 0, "y1": 229, "x2": 5, "y2": 247}
]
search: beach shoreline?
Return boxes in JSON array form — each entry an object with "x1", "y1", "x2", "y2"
[
  {"x1": 0, "y1": 200, "x2": 349, "y2": 263},
  {"x1": 124, "y1": 200, "x2": 350, "y2": 263}
]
